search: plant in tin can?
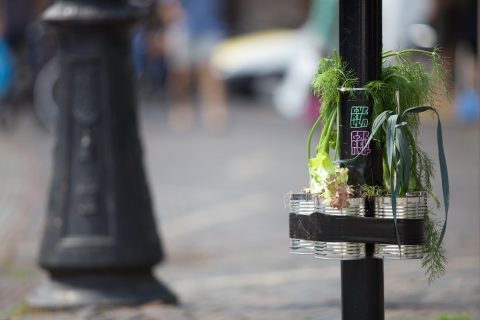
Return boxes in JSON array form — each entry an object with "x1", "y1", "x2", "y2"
[{"x1": 309, "y1": 48, "x2": 450, "y2": 282}]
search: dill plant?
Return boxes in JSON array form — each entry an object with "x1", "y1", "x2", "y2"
[
  {"x1": 367, "y1": 49, "x2": 448, "y2": 200},
  {"x1": 423, "y1": 209, "x2": 447, "y2": 283}
]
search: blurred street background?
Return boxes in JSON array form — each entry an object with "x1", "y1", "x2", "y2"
[{"x1": 0, "y1": 0, "x2": 479, "y2": 319}]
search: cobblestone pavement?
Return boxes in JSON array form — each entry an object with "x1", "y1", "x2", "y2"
[{"x1": 0, "y1": 101, "x2": 479, "y2": 320}]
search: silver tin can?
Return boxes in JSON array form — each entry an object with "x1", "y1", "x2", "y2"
[
  {"x1": 314, "y1": 197, "x2": 366, "y2": 260},
  {"x1": 374, "y1": 192, "x2": 426, "y2": 259},
  {"x1": 289, "y1": 193, "x2": 315, "y2": 254}
]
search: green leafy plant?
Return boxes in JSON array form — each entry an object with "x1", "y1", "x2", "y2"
[
  {"x1": 366, "y1": 49, "x2": 448, "y2": 201},
  {"x1": 309, "y1": 49, "x2": 450, "y2": 282},
  {"x1": 352, "y1": 103, "x2": 449, "y2": 247},
  {"x1": 360, "y1": 184, "x2": 386, "y2": 198},
  {"x1": 348, "y1": 50, "x2": 450, "y2": 282},
  {"x1": 307, "y1": 53, "x2": 356, "y2": 208},
  {"x1": 308, "y1": 151, "x2": 352, "y2": 208}
]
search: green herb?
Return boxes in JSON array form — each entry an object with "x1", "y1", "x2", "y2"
[
  {"x1": 310, "y1": 49, "x2": 448, "y2": 197},
  {"x1": 308, "y1": 53, "x2": 357, "y2": 208},
  {"x1": 360, "y1": 184, "x2": 386, "y2": 198},
  {"x1": 367, "y1": 48, "x2": 448, "y2": 197},
  {"x1": 423, "y1": 209, "x2": 447, "y2": 284}
]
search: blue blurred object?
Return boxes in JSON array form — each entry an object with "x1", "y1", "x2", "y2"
[
  {"x1": 132, "y1": 26, "x2": 147, "y2": 77},
  {"x1": 456, "y1": 88, "x2": 480, "y2": 122},
  {"x1": 181, "y1": 0, "x2": 227, "y2": 38},
  {"x1": 0, "y1": 39, "x2": 14, "y2": 100}
]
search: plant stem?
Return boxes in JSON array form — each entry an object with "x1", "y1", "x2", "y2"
[
  {"x1": 395, "y1": 90, "x2": 400, "y2": 114},
  {"x1": 382, "y1": 48, "x2": 435, "y2": 59},
  {"x1": 334, "y1": 97, "x2": 341, "y2": 160},
  {"x1": 307, "y1": 115, "x2": 322, "y2": 160},
  {"x1": 321, "y1": 110, "x2": 337, "y2": 154}
]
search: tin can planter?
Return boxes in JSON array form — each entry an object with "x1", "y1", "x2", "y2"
[
  {"x1": 314, "y1": 197, "x2": 366, "y2": 260},
  {"x1": 373, "y1": 191, "x2": 427, "y2": 259},
  {"x1": 289, "y1": 193, "x2": 315, "y2": 254}
]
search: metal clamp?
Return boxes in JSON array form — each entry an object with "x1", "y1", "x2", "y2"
[{"x1": 289, "y1": 212, "x2": 424, "y2": 245}]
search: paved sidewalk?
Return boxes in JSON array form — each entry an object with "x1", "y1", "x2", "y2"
[{"x1": 0, "y1": 101, "x2": 479, "y2": 320}]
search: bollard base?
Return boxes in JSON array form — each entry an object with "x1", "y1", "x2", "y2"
[{"x1": 27, "y1": 270, "x2": 178, "y2": 309}]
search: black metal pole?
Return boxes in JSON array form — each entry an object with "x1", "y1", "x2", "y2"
[
  {"x1": 339, "y1": 0, "x2": 384, "y2": 319},
  {"x1": 28, "y1": 0, "x2": 177, "y2": 308}
]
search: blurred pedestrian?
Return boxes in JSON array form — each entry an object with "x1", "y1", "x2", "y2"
[
  {"x1": 431, "y1": 0, "x2": 479, "y2": 122},
  {"x1": 161, "y1": 0, "x2": 228, "y2": 132},
  {"x1": 0, "y1": 0, "x2": 19, "y2": 126},
  {"x1": 0, "y1": 0, "x2": 52, "y2": 127},
  {"x1": 132, "y1": 2, "x2": 169, "y2": 94}
]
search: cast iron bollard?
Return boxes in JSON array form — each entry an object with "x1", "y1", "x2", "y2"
[{"x1": 28, "y1": 0, "x2": 177, "y2": 307}]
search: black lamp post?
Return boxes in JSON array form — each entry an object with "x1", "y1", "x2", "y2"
[
  {"x1": 288, "y1": 2, "x2": 429, "y2": 319},
  {"x1": 28, "y1": 0, "x2": 177, "y2": 307},
  {"x1": 339, "y1": 0, "x2": 384, "y2": 318}
]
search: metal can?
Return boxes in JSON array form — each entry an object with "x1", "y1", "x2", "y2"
[
  {"x1": 314, "y1": 197, "x2": 366, "y2": 260},
  {"x1": 374, "y1": 192, "x2": 426, "y2": 259},
  {"x1": 289, "y1": 193, "x2": 315, "y2": 254}
]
